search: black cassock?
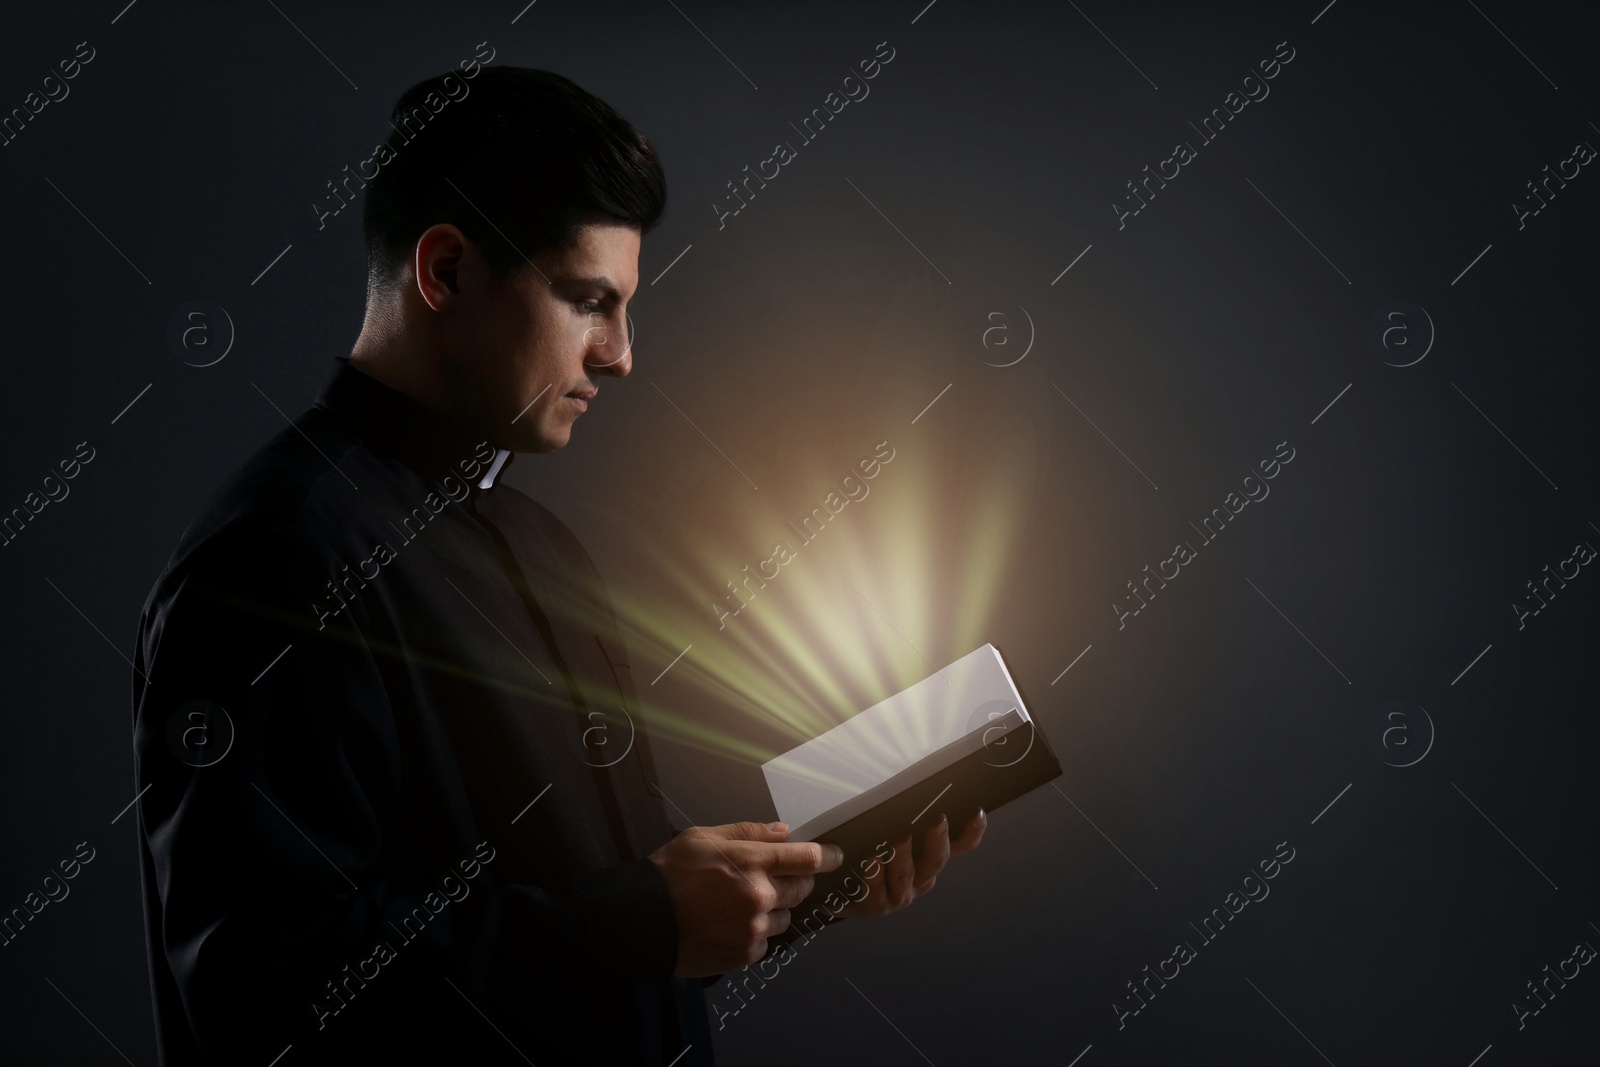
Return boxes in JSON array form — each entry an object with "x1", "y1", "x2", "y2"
[{"x1": 132, "y1": 358, "x2": 715, "y2": 1065}]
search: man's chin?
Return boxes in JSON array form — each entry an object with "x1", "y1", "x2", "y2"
[
  {"x1": 520, "y1": 424, "x2": 570, "y2": 453},
  {"x1": 499, "y1": 409, "x2": 577, "y2": 453}
]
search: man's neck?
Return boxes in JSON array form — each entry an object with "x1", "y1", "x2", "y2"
[{"x1": 348, "y1": 301, "x2": 451, "y2": 417}]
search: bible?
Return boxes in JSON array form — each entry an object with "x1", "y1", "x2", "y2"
[{"x1": 762, "y1": 644, "x2": 1060, "y2": 857}]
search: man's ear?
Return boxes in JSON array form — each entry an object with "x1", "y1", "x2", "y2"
[{"x1": 413, "y1": 224, "x2": 470, "y2": 311}]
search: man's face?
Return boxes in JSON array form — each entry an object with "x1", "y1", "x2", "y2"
[{"x1": 453, "y1": 220, "x2": 640, "y2": 452}]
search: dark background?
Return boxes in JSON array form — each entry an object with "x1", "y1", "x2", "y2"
[{"x1": 2, "y1": 1, "x2": 1596, "y2": 1063}]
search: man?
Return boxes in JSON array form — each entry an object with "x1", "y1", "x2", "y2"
[{"x1": 132, "y1": 67, "x2": 983, "y2": 1065}]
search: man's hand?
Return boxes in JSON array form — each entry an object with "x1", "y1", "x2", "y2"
[
  {"x1": 649, "y1": 821, "x2": 843, "y2": 977},
  {"x1": 839, "y1": 808, "x2": 986, "y2": 918}
]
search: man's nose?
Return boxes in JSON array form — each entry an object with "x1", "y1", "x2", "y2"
[{"x1": 586, "y1": 318, "x2": 632, "y2": 377}]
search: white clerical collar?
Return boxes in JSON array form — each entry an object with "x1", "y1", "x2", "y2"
[{"x1": 477, "y1": 448, "x2": 513, "y2": 490}]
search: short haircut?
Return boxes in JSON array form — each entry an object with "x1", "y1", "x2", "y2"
[{"x1": 362, "y1": 66, "x2": 667, "y2": 288}]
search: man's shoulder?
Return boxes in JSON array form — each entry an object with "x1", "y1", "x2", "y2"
[{"x1": 149, "y1": 409, "x2": 376, "y2": 605}]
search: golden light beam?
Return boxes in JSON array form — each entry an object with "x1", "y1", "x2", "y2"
[{"x1": 590, "y1": 419, "x2": 1040, "y2": 772}]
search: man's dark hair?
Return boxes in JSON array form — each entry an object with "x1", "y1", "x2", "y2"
[{"x1": 362, "y1": 65, "x2": 667, "y2": 288}]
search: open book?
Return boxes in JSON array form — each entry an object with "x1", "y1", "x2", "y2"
[{"x1": 762, "y1": 644, "x2": 1060, "y2": 849}]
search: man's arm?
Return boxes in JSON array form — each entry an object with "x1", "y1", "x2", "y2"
[
  {"x1": 136, "y1": 518, "x2": 439, "y2": 1051},
  {"x1": 133, "y1": 519, "x2": 688, "y2": 1055}
]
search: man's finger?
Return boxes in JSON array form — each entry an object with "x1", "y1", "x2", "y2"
[
  {"x1": 914, "y1": 814, "x2": 952, "y2": 887},
  {"x1": 710, "y1": 820, "x2": 792, "y2": 843},
  {"x1": 764, "y1": 908, "x2": 792, "y2": 938},
  {"x1": 858, "y1": 848, "x2": 887, "y2": 894},
  {"x1": 885, "y1": 834, "x2": 915, "y2": 907},
  {"x1": 950, "y1": 808, "x2": 986, "y2": 854},
  {"x1": 769, "y1": 873, "x2": 816, "y2": 910},
  {"x1": 838, "y1": 847, "x2": 888, "y2": 916},
  {"x1": 749, "y1": 840, "x2": 844, "y2": 876}
]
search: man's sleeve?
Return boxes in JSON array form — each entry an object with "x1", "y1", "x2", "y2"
[
  {"x1": 136, "y1": 518, "x2": 412, "y2": 1051},
  {"x1": 133, "y1": 518, "x2": 678, "y2": 1057}
]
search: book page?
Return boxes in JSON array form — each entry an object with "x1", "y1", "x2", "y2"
[{"x1": 761, "y1": 644, "x2": 1029, "y2": 831}]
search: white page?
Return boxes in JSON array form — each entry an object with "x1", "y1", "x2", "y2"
[{"x1": 762, "y1": 643, "x2": 1030, "y2": 831}]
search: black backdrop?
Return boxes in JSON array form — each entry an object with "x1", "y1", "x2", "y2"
[{"x1": 2, "y1": 2, "x2": 1597, "y2": 1064}]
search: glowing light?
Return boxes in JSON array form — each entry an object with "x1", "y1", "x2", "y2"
[{"x1": 576, "y1": 421, "x2": 1041, "y2": 767}]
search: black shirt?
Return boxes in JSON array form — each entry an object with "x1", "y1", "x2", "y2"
[{"x1": 131, "y1": 358, "x2": 714, "y2": 1065}]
